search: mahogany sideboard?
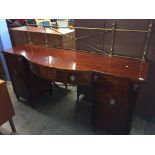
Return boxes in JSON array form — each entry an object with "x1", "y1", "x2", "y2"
[
  {"x1": 2, "y1": 44, "x2": 149, "y2": 134},
  {"x1": 0, "y1": 80, "x2": 16, "y2": 133},
  {"x1": 3, "y1": 52, "x2": 52, "y2": 101},
  {"x1": 9, "y1": 26, "x2": 75, "y2": 49}
]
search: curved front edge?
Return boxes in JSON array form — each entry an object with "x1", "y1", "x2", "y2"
[
  {"x1": 28, "y1": 61, "x2": 56, "y2": 81},
  {"x1": 28, "y1": 61, "x2": 92, "y2": 86}
]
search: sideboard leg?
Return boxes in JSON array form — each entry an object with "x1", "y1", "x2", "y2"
[
  {"x1": 9, "y1": 118, "x2": 16, "y2": 133},
  {"x1": 49, "y1": 84, "x2": 53, "y2": 95}
]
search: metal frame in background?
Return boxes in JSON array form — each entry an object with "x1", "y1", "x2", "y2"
[{"x1": 25, "y1": 20, "x2": 153, "y2": 61}]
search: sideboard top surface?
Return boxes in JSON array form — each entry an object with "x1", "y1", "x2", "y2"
[{"x1": 3, "y1": 44, "x2": 149, "y2": 82}]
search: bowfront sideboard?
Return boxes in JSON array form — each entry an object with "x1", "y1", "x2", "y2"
[{"x1": 2, "y1": 44, "x2": 149, "y2": 134}]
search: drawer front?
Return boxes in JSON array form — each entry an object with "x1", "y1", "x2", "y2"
[
  {"x1": 94, "y1": 78, "x2": 123, "y2": 103},
  {"x1": 30, "y1": 63, "x2": 92, "y2": 84},
  {"x1": 56, "y1": 70, "x2": 72, "y2": 83},
  {"x1": 93, "y1": 73, "x2": 119, "y2": 85},
  {"x1": 29, "y1": 63, "x2": 56, "y2": 81},
  {"x1": 4, "y1": 54, "x2": 29, "y2": 98},
  {"x1": 56, "y1": 70, "x2": 91, "y2": 85},
  {"x1": 8, "y1": 56, "x2": 24, "y2": 79},
  {"x1": 75, "y1": 72, "x2": 92, "y2": 85}
]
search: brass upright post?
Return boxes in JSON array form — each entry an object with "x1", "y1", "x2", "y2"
[
  {"x1": 141, "y1": 21, "x2": 152, "y2": 61},
  {"x1": 26, "y1": 21, "x2": 31, "y2": 44},
  {"x1": 109, "y1": 22, "x2": 117, "y2": 56},
  {"x1": 43, "y1": 20, "x2": 48, "y2": 46}
]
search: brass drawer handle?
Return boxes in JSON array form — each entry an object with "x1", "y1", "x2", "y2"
[
  {"x1": 14, "y1": 70, "x2": 17, "y2": 75},
  {"x1": 18, "y1": 57, "x2": 22, "y2": 61},
  {"x1": 94, "y1": 75, "x2": 98, "y2": 80},
  {"x1": 133, "y1": 84, "x2": 139, "y2": 92},
  {"x1": 30, "y1": 64, "x2": 33, "y2": 71},
  {"x1": 109, "y1": 98, "x2": 116, "y2": 106},
  {"x1": 70, "y1": 75, "x2": 76, "y2": 82}
]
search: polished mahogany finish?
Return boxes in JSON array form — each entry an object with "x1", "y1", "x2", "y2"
[
  {"x1": 3, "y1": 44, "x2": 148, "y2": 82},
  {"x1": 9, "y1": 26, "x2": 75, "y2": 49},
  {"x1": 0, "y1": 80, "x2": 16, "y2": 133},
  {"x1": 3, "y1": 51, "x2": 51, "y2": 102},
  {"x1": 92, "y1": 73, "x2": 138, "y2": 134},
  {"x1": 3, "y1": 44, "x2": 149, "y2": 134}
]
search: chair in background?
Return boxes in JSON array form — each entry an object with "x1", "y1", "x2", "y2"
[
  {"x1": 57, "y1": 19, "x2": 69, "y2": 28},
  {"x1": 35, "y1": 19, "x2": 52, "y2": 27},
  {"x1": 0, "y1": 80, "x2": 16, "y2": 133}
]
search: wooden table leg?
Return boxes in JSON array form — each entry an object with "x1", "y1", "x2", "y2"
[
  {"x1": 64, "y1": 83, "x2": 67, "y2": 90},
  {"x1": 9, "y1": 118, "x2": 16, "y2": 133}
]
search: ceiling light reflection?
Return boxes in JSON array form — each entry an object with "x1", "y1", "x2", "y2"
[
  {"x1": 72, "y1": 62, "x2": 76, "y2": 70},
  {"x1": 49, "y1": 56, "x2": 53, "y2": 64}
]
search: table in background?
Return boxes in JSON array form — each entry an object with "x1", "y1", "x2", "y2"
[
  {"x1": 9, "y1": 26, "x2": 75, "y2": 50},
  {"x1": 0, "y1": 80, "x2": 16, "y2": 133}
]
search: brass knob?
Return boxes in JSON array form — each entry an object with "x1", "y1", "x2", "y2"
[
  {"x1": 30, "y1": 64, "x2": 33, "y2": 70},
  {"x1": 70, "y1": 75, "x2": 76, "y2": 82},
  {"x1": 94, "y1": 75, "x2": 98, "y2": 80},
  {"x1": 18, "y1": 57, "x2": 22, "y2": 61},
  {"x1": 133, "y1": 84, "x2": 139, "y2": 92},
  {"x1": 109, "y1": 98, "x2": 116, "y2": 106},
  {"x1": 14, "y1": 70, "x2": 17, "y2": 75}
]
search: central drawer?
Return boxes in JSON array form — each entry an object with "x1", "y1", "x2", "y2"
[
  {"x1": 29, "y1": 62, "x2": 56, "y2": 81},
  {"x1": 93, "y1": 72, "x2": 119, "y2": 85},
  {"x1": 56, "y1": 70, "x2": 92, "y2": 85}
]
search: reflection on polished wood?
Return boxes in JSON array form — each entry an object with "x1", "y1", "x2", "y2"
[
  {"x1": 3, "y1": 50, "x2": 51, "y2": 102},
  {"x1": 3, "y1": 44, "x2": 149, "y2": 134},
  {"x1": 4, "y1": 44, "x2": 148, "y2": 82}
]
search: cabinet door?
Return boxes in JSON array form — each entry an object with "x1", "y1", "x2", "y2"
[
  {"x1": 4, "y1": 53, "x2": 29, "y2": 99},
  {"x1": 4, "y1": 52, "x2": 51, "y2": 101},
  {"x1": 93, "y1": 76, "x2": 133, "y2": 134}
]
